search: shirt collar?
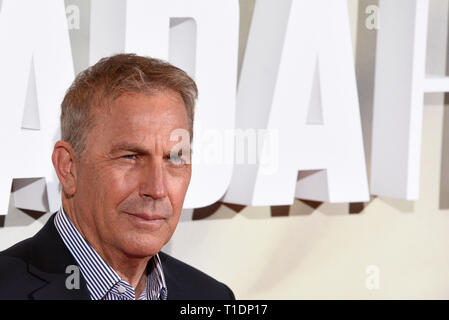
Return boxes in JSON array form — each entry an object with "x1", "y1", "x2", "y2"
[{"x1": 54, "y1": 206, "x2": 167, "y2": 300}]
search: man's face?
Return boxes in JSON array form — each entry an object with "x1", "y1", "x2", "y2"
[{"x1": 73, "y1": 90, "x2": 192, "y2": 258}]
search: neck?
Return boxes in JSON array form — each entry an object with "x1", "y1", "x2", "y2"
[{"x1": 61, "y1": 196, "x2": 150, "y2": 296}]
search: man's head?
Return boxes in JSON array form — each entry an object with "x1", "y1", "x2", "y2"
[{"x1": 52, "y1": 54, "x2": 197, "y2": 258}]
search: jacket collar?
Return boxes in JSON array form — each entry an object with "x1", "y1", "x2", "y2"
[
  {"x1": 157, "y1": 251, "x2": 187, "y2": 300},
  {"x1": 27, "y1": 213, "x2": 90, "y2": 300}
]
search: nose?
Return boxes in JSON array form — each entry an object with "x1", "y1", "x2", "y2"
[{"x1": 138, "y1": 158, "x2": 167, "y2": 200}]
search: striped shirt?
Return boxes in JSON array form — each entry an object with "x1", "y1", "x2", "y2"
[{"x1": 54, "y1": 206, "x2": 168, "y2": 300}]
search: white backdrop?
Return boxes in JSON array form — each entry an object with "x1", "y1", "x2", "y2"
[{"x1": 1, "y1": 0, "x2": 449, "y2": 299}]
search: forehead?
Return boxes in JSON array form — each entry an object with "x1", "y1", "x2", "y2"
[{"x1": 90, "y1": 91, "x2": 190, "y2": 151}]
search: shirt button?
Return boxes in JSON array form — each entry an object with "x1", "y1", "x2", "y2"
[{"x1": 117, "y1": 285, "x2": 126, "y2": 294}]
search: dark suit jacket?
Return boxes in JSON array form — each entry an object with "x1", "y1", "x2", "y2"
[{"x1": 0, "y1": 213, "x2": 235, "y2": 300}]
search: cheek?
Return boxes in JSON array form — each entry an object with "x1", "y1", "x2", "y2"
[{"x1": 91, "y1": 164, "x2": 139, "y2": 210}]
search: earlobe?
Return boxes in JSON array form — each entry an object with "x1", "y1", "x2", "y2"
[{"x1": 52, "y1": 141, "x2": 77, "y2": 196}]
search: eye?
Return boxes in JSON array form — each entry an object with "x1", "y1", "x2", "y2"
[
  {"x1": 122, "y1": 154, "x2": 137, "y2": 160},
  {"x1": 169, "y1": 156, "x2": 186, "y2": 166}
]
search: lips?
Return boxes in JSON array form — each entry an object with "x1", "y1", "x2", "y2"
[{"x1": 124, "y1": 212, "x2": 166, "y2": 221}]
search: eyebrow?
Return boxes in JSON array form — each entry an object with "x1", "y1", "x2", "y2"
[
  {"x1": 110, "y1": 142, "x2": 191, "y2": 157},
  {"x1": 110, "y1": 142, "x2": 151, "y2": 155}
]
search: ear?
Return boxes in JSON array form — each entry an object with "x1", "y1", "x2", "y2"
[{"x1": 52, "y1": 141, "x2": 78, "y2": 196}]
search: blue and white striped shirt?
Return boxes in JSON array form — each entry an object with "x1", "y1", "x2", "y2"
[{"x1": 54, "y1": 206, "x2": 168, "y2": 300}]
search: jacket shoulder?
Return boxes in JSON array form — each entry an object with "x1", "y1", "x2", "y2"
[
  {"x1": 158, "y1": 251, "x2": 235, "y2": 300},
  {"x1": 0, "y1": 237, "x2": 44, "y2": 299},
  {"x1": 0, "y1": 234, "x2": 34, "y2": 260}
]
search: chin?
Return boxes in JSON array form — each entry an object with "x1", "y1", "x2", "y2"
[
  {"x1": 119, "y1": 234, "x2": 167, "y2": 258},
  {"x1": 113, "y1": 216, "x2": 174, "y2": 258}
]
